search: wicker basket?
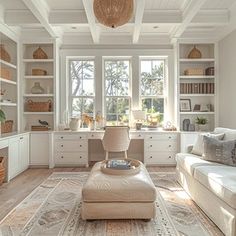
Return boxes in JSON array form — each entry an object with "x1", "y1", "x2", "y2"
[
  {"x1": 0, "y1": 67, "x2": 11, "y2": 80},
  {"x1": 184, "y1": 68, "x2": 204, "y2": 76},
  {"x1": 1, "y1": 120, "x2": 13, "y2": 133},
  {"x1": 188, "y1": 45, "x2": 202, "y2": 59},
  {"x1": 33, "y1": 47, "x2": 48, "y2": 59},
  {"x1": 205, "y1": 67, "x2": 214, "y2": 75},
  {"x1": 32, "y1": 69, "x2": 47, "y2": 76},
  {"x1": 0, "y1": 157, "x2": 5, "y2": 185},
  {"x1": 0, "y1": 44, "x2": 11, "y2": 63},
  {"x1": 26, "y1": 100, "x2": 52, "y2": 112}
]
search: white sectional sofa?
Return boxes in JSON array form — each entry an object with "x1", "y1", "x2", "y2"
[{"x1": 176, "y1": 128, "x2": 236, "y2": 236}]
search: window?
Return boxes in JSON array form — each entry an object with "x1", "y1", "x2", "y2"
[
  {"x1": 140, "y1": 59, "x2": 166, "y2": 123},
  {"x1": 69, "y1": 59, "x2": 95, "y2": 119},
  {"x1": 104, "y1": 60, "x2": 131, "y2": 125}
]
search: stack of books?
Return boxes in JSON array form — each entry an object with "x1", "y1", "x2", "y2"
[
  {"x1": 106, "y1": 160, "x2": 132, "y2": 170},
  {"x1": 180, "y1": 83, "x2": 214, "y2": 94}
]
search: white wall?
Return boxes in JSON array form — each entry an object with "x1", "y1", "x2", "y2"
[{"x1": 219, "y1": 29, "x2": 236, "y2": 128}]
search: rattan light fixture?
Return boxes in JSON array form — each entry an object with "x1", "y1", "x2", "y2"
[{"x1": 93, "y1": 0, "x2": 134, "y2": 28}]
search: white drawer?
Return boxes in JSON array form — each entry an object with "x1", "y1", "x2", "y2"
[
  {"x1": 145, "y1": 152, "x2": 176, "y2": 164},
  {"x1": 145, "y1": 133, "x2": 178, "y2": 141},
  {"x1": 55, "y1": 140, "x2": 88, "y2": 152},
  {"x1": 145, "y1": 140, "x2": 177, "y2": 152},
  {"x1": 54, "y1": 134, "x2": 87, "y2": 140},
  {"x1": 87, "y1": 132, "x2": 104, "y2": 139},
  {"x1": 130, "y1": 133, "x2": 144, "y2": 139},
  {"x1": 55, "y1": 152, "x2": 87, "y2": 165}
]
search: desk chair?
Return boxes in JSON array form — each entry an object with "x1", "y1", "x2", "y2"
[{"x1": 102, "y1": 126, "x2": 130, "y2": 160}]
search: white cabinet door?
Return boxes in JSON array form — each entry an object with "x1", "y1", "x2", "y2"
[
  {"x1": 19, "y1": 134, "x2": 29, "y2": 171},
  {"x1": 8, "y1": 137, "x2": 20, "y2": 179},
  {"x1": 30, "y1": 133, "x2": 50, "y2": 166}
]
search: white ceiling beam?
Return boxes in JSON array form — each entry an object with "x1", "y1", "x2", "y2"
[
  {"x1": 22, "y1": 0, "x2": 59, "y2": 38},
  {"x1": 171, "y1": 0, "x2": 208, "y2": 39},
  {"x1": 133, "y1": 0, "x2": 145, "y2": 44},
  {"x1": 82, "y1": 0, "x2": 99, "y2": 44}
]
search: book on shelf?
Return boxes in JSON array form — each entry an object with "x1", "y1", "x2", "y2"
[{"x1": 180, "y1": 83, "x2": 214, "y2": 94}]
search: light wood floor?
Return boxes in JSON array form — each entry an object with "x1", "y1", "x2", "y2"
[{"x1": 0, "y1": 166, "x2": 175, "y2": 221}]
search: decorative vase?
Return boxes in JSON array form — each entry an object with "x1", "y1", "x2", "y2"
[
  {"x1": 188, "y1": 45, "x2": 202, "y2": 59},
  {"x1": 33, "y1": 46, "x2": 48, "y2": 59},
  {"x1": 69, "y1": 118, "x2": 80, "y2": 131},
  {"x1": 0, "y1": 44, "x2": 11, "y2": 63},
  {"x1": 31, "y1": 82, "x2": 44, "y2": 94}
]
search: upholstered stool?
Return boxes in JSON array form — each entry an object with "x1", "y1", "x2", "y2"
[{"x1": 81, "y1": 161, "x2": 156, "y2": 220}]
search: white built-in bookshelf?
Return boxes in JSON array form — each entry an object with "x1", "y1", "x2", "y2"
[
  {"x1": 0, "y1": 32, "x2": 18, "y2": 134},
  {"x1": 177, "y1": 42, "x2": 217, "y2": 132},
  {"x1": 22, "y1": 43, "x2": 55, "y2": 131}
]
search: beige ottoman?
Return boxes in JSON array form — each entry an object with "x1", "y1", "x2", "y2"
[{"x1": 81, "y1": 161, "x2": 156, "y2": 220}]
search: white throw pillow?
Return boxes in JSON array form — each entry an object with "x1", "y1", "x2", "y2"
[{"x1": 191, "y1": 133, "x2": 225, "y2": 156}]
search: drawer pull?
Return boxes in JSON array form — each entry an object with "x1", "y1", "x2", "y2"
[
  {"x1": 169, "y1": 145, "x2": 172, "y2": 147},
  {"x1": 150, "y1": 156, "x2": 153, "y2": 159},
  {"x1": 80, "y1": 145, "x2": 82, "y2": 147},
  {"x1": 80, "y1": 137, "x2": 82, "y2": 139},
  {"x1": 150, "y1": 136, "x2": 152, "y2": 139},
  {"x1": 91, "y1": 134, "x2": 94, "y2": 137},
  {"x1": 138, "y1": 134, "x2": 141, "y2": 137},
  {"x1": 168, "y1": 136, "x2": 171, "y2": 139},
  {"x1": 61, "y1": 144, "x2": 64, "y2": 147},
  {"x1": 60, "y1": 136, "x2": 63, "y2": 139},
  {"x1": 61, "y1": 156, "x2": 64, "y2": 159},
  {"x1": 150, "y1": 145, "x2": 152, "y2": 147},
  {"x1": 20, "y1": 137, "x2": 23, "y2": 140},
  {"x1": 168, "y1": 156, "x2": 172, "y2": 159},
  {"x1": 80, "y1": 156, "x2": 82, "y2": 159}
]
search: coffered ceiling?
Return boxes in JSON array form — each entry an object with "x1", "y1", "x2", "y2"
[{"x1": 0, "y1": 0, "x2": 236, "y2": 45}]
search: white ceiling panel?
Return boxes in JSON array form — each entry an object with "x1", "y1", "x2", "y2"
[
  {"x1": 202, "y1": 0, "x2": 236, "y2": 9},
  {"x1": 141, "y1": 24, "x2": 175, "y2": 34},
  {"x1": 145, "y1": 0, "x2": 188, "y2": 10},
  {"x1": 0, "y1": 0, "x2": 27, "y2": 10},
  {"x1": 45, "y1": 0, "x2": 84, "y2": 10}
]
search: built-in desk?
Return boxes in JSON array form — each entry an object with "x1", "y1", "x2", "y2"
[{"x1": 52, "y1": 130, "x2": 180, "y2": 167}]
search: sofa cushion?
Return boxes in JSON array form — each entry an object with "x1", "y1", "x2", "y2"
[
  {"x1": 202, "y1": 136, "x2": 236, "y2": 166},
  {"x1": 191, "y1": 133, "x2": 225, "y2": 156},
  {"x1": 214, "y1": 127, "x2": 236, "y2": 141},
  {"x1": 176, "y1": 153, "x2": 220, "y2": 176},
  {"x1": 194, "y1": 165, "x2": 236, "y2": 209}
]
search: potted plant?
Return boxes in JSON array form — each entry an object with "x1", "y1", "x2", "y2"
[{"x1": 196, "y1": 117, "x2": 208, "y2": 131}]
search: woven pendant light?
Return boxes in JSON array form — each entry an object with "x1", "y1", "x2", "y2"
[{"x1": 93, "y1": 0, "x2": 134, "y2": 28}]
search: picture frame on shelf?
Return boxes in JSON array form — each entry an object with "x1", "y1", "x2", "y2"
[{"x1": 180, "y1": 99, "x2": 191, "y2": 112}]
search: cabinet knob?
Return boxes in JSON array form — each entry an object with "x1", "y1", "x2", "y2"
[
  {"x1": 61, "y1": 156, "x2": 64, "y2": 159},
  {"x1": 61, "y1": 136, "x2": 63, "y2": 139},
  {"x1": 80, "y1": 156, "x2": 82, "y2": 159},
  {"x1": 92, "y1": 135, "x2": 94, "y2": 137},
  {"x1": 150, "y1": 156, "x2": 153, "y2": 159},
  {"x1": 20, "y1": 137, "x2": 23, "y2": 140},
  {"x1": 80, "y1": 137, "x2": 82, "y2": 139},
  {"x1": 169, "y1": 145, "x2": 172, "y2": 147},
  {"x1": 150, "y1": 136, "x2": 152, "y2": 139},
  {"x1": 150, "y1": 145, "x2": 152, "y2": 147},
  {"x1": 138, "y1": 134, "x2": 141, "y2": 137},
  {"x1": 61, "y1": 144, "x2": 64, "y2": 147},
  {"x1": 168, "y1": 136, "x2": 171, "y2": 139},
  {"x1": 80, "y1": 145, "x2": 82, "y2": 147},
  {"x1": 168, "y1": 156, "x2": 172, "y2": 159}
]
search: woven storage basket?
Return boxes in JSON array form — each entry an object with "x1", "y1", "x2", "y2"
[
  {"x1": 26, "y1": 100, "x2": 52, "y2": 112},
  {"x1": 1, "y1": 120, "x2": 13, "y2": 133},
  {"x1": 32, "y1": 69, "x2": 47, "y2": 76},
  {"x1": 0, "y1": 44, "x2": 11, "y2": 63},
  {"x1": 184, "y1": 68, "x2": 204, "y2": 76},
  {"x1": 188, "y1": 45, "x2": 202, "y2": 59},
  {"x1": 33, "y1": 47, "x2": 48, "y2": 59},
  {"x1": 0, "y1": 157, "x2": 5, "y2": 185},
  {"x1": 0, "y1": 67, "x2": 11, "y2": 80}
]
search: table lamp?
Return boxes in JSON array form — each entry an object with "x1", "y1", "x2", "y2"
[{"x1": 132, "y1": 110, "x2": 146, "y2": 130}]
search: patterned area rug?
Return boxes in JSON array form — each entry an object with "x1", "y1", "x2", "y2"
[{"x1": 0, "y1": 172, "x2": 223, "y2": 236}]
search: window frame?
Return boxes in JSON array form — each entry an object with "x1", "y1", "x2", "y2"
[
  {"x1": 139, "y1": 57, "x2": 168, "y2": 122},
  {"x1": 68, "y1": 57, "x2": 96, "y2": 118},
  {"x1": 103, "y1": 57, "x2": 132, "y2": 126}
]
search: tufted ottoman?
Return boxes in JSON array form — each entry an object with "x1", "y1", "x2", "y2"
[{"x1": 81, "y1": 161, "x2": 156, "y2": 220}]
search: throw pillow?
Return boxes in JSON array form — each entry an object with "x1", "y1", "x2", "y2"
[
  {"x1": 191, "y1": 133, "x2": 225, "y2": 156},
  {"x1": 202, "y1": 136, "x2": 236, "y2": 166}
]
